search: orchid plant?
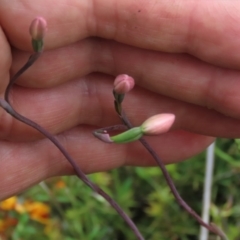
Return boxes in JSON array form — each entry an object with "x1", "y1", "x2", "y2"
[{"x1": 0, "y1": 17, "x2": 228, "y2": 240}]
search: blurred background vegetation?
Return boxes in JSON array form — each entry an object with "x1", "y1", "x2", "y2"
[{"x1": 1, "y1": 138, "x2": 240, "y2": 240}]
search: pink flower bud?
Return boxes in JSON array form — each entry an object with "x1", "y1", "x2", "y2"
[
  {"x1": 113, "y1": 74, "x2": 135, "y2": 94},
  {"x1": 29, "y1": 17, "x2": 47, "y2": 40},
  {"x1": 141, "y1": 114, "x2": 175, "y2": 136}
]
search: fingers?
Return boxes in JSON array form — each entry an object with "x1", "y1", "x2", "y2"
[
  {"x1": 1, "y1": 0, "x2": 240, "y2": 69},
  {"x1": 0, "y1": 125, "x2": 214, "y2": 200},
  {"x1": 11, "y1": 38, "x2": 240, "y2": 119},
  {"x1": 1, "y1": 73, "x2": 240, "y2": 141}
]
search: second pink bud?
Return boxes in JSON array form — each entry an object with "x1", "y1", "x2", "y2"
[{"x1": 113, "y1": 74, "x2": 135, "y2": 94}]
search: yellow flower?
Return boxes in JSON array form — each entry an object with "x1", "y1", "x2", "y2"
[
  {"x1": 55, "y1": 180, "x2": 66, "y2": 189},
  {"x1": 24, "y1": 201, "x2": 50, "y2": 224},
  {"x1": 0, "y1": 196, "x2": 17, "y2": 211}
]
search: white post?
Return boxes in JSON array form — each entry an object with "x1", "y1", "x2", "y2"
[{"x1": 199, "y1": 141, "x2": 215, "y2": 240}]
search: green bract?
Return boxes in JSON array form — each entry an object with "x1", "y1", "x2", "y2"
[
  {"x1": 32, "y1": 39, "x2": 44, "y2": 52},
  {"x1": 110, "y1": 127, "x2": 143, "y2": 143}
]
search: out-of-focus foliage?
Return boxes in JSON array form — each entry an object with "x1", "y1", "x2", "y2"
[{"x1": 1, "y1": 138, "x2": 240, "y2": 240}]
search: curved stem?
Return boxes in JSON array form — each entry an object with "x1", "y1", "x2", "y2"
[
  {"x1": 120, "y1": 111, "x2": 224, "y2": 238},
  {"x1": 5, "y1": 53, "x2": 41, "y2": 103},
  {"x1": 1, "y1": 51, "x2": 145, "y2": 239},
  {"x1": 0, "y1": 99, "x2": 144, "y2": 240}
]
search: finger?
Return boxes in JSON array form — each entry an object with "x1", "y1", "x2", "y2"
[
  {"x1": 11, "y1": 39, "x2": 240, "y2": 119},
  {"x1": 10, "y1": 38, "x2": 95, "y2": 88},
  {"x1": 0, "y1": 125, "x2": 214, "y2": 200},
  {"x1": 1, "y1": 73, "x2": 240, "y2": 141},
  {"x1": 0, "y1": 27, "x2": 11, "y2": 93},
  {"x1": 1, "y1": 0, "x2": 240, "y2": 69}
]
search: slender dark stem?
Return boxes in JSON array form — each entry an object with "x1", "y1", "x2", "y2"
[
  {"x1": 0, "y1": 100, "x2": 144, "y2": 240},
  {"x1": 5, "y1": 53, "x2": 41, "y2": 103},
  {"x1": 94, "y1": 124, "x2": 127, "y2": 132},
  {"x1": 1, "y1": 54, "x2": 145, "y2": 240},
  {"x1": 120, "y1": 111, "x2": 224, "y2": 238}
]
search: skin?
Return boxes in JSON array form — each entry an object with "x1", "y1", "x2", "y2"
[{"x1": 1, "y1": 0, "x2": 240, "y2": 199}]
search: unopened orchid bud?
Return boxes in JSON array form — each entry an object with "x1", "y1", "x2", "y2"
[
  {"x1": 93, "y1": 114, "x2": 175, "y2": 145},
  {"x1": 29, "y1": 17, "x2": 47, "y2": 52},
  {"x1": 110, "y1": 127, "x2": 143, "y2": 143},
  {"x1": 113, "y1": 74, "x2": 135, "y2": 94},
  {"x1": 29, "y1": 17, "x2": 47, "y2": 40},
  {"x1": 141, "y1": 113, "x2": 175, "y2": 136}
]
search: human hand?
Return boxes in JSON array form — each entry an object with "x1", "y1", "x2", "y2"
[{"x1": 0, "y1": 0, "x2": 240, "y2": 199}]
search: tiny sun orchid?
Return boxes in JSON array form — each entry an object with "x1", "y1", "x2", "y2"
[
  {"x1": 0, "y1": 16, "x2": 223, "y2": 238},
  {"x1": 29, "y1": 17, "x2": 47, "y2": 52},
  {"x1": 113, "y1": 74, "x2": 135, "y2": 94},
  {"x1": 141, "y1": 113, "x2": 175, "y2": 136}
]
